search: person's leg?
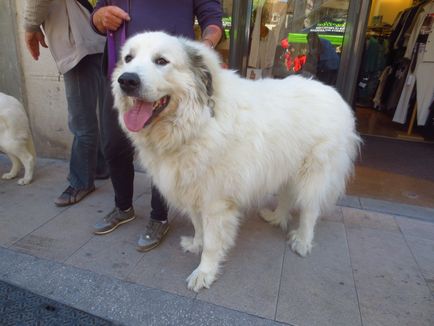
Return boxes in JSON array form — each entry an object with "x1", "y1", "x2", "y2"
[
  {"x1": 150, "y1": 185, "x2": 168, "y2": 221},
  {"x1": 55, "y1": 54, "x2": 103, "y2": 206},
  {"x1": 93, "y1": 77, "x2": 136, "y2": 235},
  {"x1": 100, "y1": 79, "x2": 135, "y2": 210},
  {"x1": 95, "y1": 67, "x2": 109, "y2": 179},
  {"x1": 136, "y1": 185, "x2": 169, "y2": 251},
  {"x1": 96, "y1": 76, "x2": 170, "y2": 247}
]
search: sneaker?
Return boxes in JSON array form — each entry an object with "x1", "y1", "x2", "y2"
[
  {"x1": 93, "y1": 207, "x2": 136, "y2": 235},
  {"x1": 137, "y1": 219, "x2": 170, "y2": 252},
  {"x1": 54, "y1": 185, "x2": 95, "y2": 207}
]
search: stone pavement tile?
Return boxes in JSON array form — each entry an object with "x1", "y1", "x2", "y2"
[
  {"x1": 197, "y1": 213, "x2": 286, "y2": 320},
  {"x1": 0, "y1": 155, "x2": 64, "y2": 190},
  {"x1": 427, "y1": 279, "x2": 434, "y2": 296},
  {"x1": 65, "y1": 232, "x2": 146, "y2": 280},
  {"x1": 64, "y1": 191, "x2": 166, "y2": 280},
  {"x1": 0, "y1": 247, "x2": 291, "y2": 326},
  {"x1": 187, "y1": 300, "x2": 292, "y2": 326},
  {"x1": 0, "y1": 160, "x2": 71, "y2": 247},
  {"x1": 360, "y1": 197, "x2": 434, "y2": 223},
  {"x1": 276, "y1": 221, "x2": 361, "y2": 326},
  {"x1": 0, "y1": 247, "x2": 195, "y2": 326},
  {"x1": 342, "y1": 207, "x2": 399, "y2": 231},
  {"x1": 404, "y1": 236, "x2": 434, "y2": 282},
  {"x1": 321, "y1": 206, "x2": 344, "y2": 223},
  {"x1": 9, "y1": 181, "x2": 115, "y2": 261},
  {"x1": 337, "y1": 195, "x2": 361, "y2": 209},
  {"x1": 126, "y1": 214, "x2": 199, "y2": 298},
  {"x1": 347, "y1": 227, "x2": 434, "y2": 326},
  {"x1": 395, "y1": 216, "x2": 434, "y2": 242}
]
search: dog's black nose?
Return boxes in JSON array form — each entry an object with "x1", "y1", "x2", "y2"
[{"x1": 118, "y1": 72, "x2": 141, "y2": 93}]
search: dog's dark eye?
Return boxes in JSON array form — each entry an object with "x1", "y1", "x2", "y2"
[
  {"x1": 125, "y1": 54, "x2": 133, "y2": 63},
  {"x1": 155, "y1": 57, "x2": 169, "y2": 66}
]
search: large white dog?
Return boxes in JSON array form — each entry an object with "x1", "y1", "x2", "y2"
[
  {"x1": 0, "y1": 92, "x2": 35, "y2": 185},
  {"x1": 112, "y1": 32, "x2": 361, "y2": 292}
]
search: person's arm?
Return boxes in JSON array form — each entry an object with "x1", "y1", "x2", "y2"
[
  {"x1": 23, "y1": 0, "x2": 52, "y2": 60},
  {"x1": 194, "y1": 0, "x2": 224, "y2": 48},
  {"x1": 91, "y1": 3, "x2": 130, "y2": 35},
  {"x1": 201, "y1": 25, "x2": 222, "y2": 49}
]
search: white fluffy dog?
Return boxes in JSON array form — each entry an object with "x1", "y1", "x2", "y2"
[
  {"x1": 112, "y1": 32, "x2": 361, "y2": 291},
  {"x1": 0, "y1": 92, "x2": 35, "y2": 185}
]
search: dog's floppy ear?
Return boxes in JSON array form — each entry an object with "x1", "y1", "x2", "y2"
[{"x1": 184, "y1": 44, "x2": 214, "y2": 103}]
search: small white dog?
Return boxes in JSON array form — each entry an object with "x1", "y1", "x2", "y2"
[
  {"x1": 112, "y1": 32, "x2": 361, "y2": 291},
  {"x1": 0, "y1": 92, "x2": 36, "y2": 185}
]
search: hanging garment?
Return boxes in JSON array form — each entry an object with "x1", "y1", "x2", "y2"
[
  {"x1": 404, "y1": 1, "x2": 434, "y2": 59},
  {"x1": 393, "y1": 43, "x2": 423, "y2": 123},
  {"x1": 383, "y1": 59, "x2": 411, "y2": 115},
  {"x1": 416, "y1": 61, "x2": 434, "y2": 125},
  {"x1": 373, "y1": 66, "x2": 393, "y2": 109}
]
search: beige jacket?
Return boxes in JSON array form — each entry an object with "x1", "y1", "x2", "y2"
[{"x1": 24, "y1": 0, "x2": 105, "y2": 74}]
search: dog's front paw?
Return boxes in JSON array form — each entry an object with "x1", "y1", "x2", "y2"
[
  {"x1": 2, "y1": 172, "x2": 17, "y2": 180},
  {"x1": 289, "y1": 230, "x2": 312, "y2": 257},
  {"x1": 186, "y1": 267, "x2": 217, "y2": 292},
  {"x1": 180, "y1": 236, "x2": 202, "y2": 254},
  {"x1": 17, "y1": 177, "x2": 32, "y2": 185}
]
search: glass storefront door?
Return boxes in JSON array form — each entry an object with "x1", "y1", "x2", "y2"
[
  {"x1": 198, "y1": 1, "x2": 371, "y2": 103},
  {"x1": 246, "y1": 0, "x2": 350, "y2": 86}
]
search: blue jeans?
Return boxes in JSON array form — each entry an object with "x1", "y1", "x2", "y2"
[{"x1": 63, "y1": 54, "x2": 107, "y2": 190}]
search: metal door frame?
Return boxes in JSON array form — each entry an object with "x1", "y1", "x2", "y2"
[
  {"x1": 336, "y1": 0, "x2": 372, "y2": 104},
  {"x1": 228, "y1": 0, "x2": 253, "y2": 76}
]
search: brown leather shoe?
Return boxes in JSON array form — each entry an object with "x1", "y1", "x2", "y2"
[{"x1": 54, "y1": 185, "x2": 95, "y2": 207}]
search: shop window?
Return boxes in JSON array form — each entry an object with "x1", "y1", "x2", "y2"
[{"x1": 247, "y1": 0, "x2": 350, "y2": 86}]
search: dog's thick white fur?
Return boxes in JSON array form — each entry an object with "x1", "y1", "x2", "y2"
[
  {"x1": 112, "y1": 32, "x2": 361, "y2": 291},
  {"x1": 0, "y1": 92, "x2": 35, "y2": 185}
]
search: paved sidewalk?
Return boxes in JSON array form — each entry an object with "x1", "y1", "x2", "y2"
[{"x1": 0, "y1": 155, "x2": 433, "y2": 325}]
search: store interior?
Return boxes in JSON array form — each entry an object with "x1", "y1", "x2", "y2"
[
  {"x1": 351, "y1": 0, "x2": 434, "y2": 208},
  {"x1": 355, "y1": 0, "x2": 434, "y2": 142}
]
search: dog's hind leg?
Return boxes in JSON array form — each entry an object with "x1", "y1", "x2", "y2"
[
  {"x1": 14, "y1": 146, "x2": 35, "y2": 185},
  {"x1": 2, "y1": 153, "x2": 20, "y2": 180},
  {"x1": 289, "y1": 144, "x2": 340, "y2": 257},
  {"x1": 181, "y1": 213, "x2": 203, "y2": 254},
  {"x1": 259, "y1": 183, "x2": 294, "y2": 231},
  {"x1": 289, "y1": 205, "x2": 320, "y2": 257},
  {"x1": 187, "y1": 201, "x2": 240, "y2": 292}
]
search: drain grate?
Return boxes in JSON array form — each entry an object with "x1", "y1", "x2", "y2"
[{"x1": 0, "y1": 280, "x2": 117, "y2": 326}]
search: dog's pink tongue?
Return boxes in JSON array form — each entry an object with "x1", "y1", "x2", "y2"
[{"x1": 123, "y1": 101, "x2": 153, "y2": 132}]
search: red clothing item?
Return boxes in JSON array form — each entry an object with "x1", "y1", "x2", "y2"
[{"x1": 294, "y1": 55, "x2": 306, "y2": 72}]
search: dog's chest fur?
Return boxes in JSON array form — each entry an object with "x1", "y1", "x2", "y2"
[{"x1": 135, "y1": 140, "x2": 214, "y2": 213}]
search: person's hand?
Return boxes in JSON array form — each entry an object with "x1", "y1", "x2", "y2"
[
  {"x1": 93, "y1": 6, "x2": 130, "y2": 34},
  {"x1": 25, "y1": 31, "x2": 48, "y2": 61}
]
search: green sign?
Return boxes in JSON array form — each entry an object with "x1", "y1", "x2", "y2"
[{"x1": 287, "y1": 33, "x2": 344, "y2": 46}]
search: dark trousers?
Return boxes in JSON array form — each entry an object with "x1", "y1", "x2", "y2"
[{"x1": 100, "y1": 78, "x2": 168, "y2": 221}]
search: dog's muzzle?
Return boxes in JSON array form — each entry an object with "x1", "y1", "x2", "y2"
[{"x1": 118, "y1": 72, "x2": 141, "y2": 96}]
